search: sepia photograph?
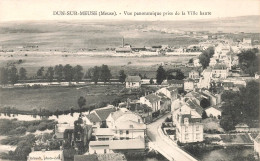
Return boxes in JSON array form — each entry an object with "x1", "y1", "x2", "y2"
[{"x1": 0, "y1": 0, "x2": 259, "y2": 161}]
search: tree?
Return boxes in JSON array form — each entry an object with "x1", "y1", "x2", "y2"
[
  {"x1": 119, "y1": 70, "x2": 126, "y2": 83},
  {"x1": 77, "y1": 96, "x2": 86, "y2": 113},
  {"x1": 54, "y1": 64, "x2": 63, "y2": 82},
  {"x1": 156, "y1": 65, "x2": 166, "y2": 85},
  {"x1": 199, "y1": 47, "x2": 215, "y2": 69},
  {"x1": 63, "y1": 64, "x2": 74, "y2": 82},
  {"x1": 238, "y1": 48, "x2": 259, "y2": 76},
  {"x1": 175, "y1": 69, "x2": 185, "y2": 80},
  {"x1": 36, "y1": 67, "x2": 44, "y2": 78},
  {"x1": 19, "y1": 67, "x2": 27, "y2": 80},
  {"x1": 92, "y1": 66, "x2": 100, "y2": 84},
  {"x1": 200, "y1": 98, "x2": 210, "y2": 109},
  {"x1": 84, "y1": 68, "x2": 93, "y2": 79},
  {"x1": 202, "y1": 110, "x2": 208, "y2": 119},
  {"x1": 100, "y1": 64, "x2": 111, "y2": 83},
  {"x1": 45, "y1": 67, "x2": 54, "y2": 82},
  {"x1": 150, "y1": 78, "x2": 154, "y2": 84},
  {"x1": 0, "y1": 67, "x2": 9, "y2": 84},
  {"x1": 8, "y1": 66, "x2": 18, "y2": 84},
  {"x1": 73, "y1": 65, "x2": 84, "y2": 82}
]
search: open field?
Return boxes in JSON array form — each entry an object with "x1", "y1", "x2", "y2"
[
  {"x1": 0, "y1": 54, "x2": 195, "y2": 78},
  {"x1": 0, "y1": 85, "x2": 123, "y2": 111},
  {"x1": 220, "y1": 134, "x2": 253, "y2": 144}
]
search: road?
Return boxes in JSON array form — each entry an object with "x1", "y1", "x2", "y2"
[{"x1": 147, "y1": 113, "x2": 197, "y2": 161}]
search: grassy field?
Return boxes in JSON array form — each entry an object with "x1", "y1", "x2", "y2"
[
  {"x1": 0, "y1": 85, "x2": 123, "y2": 111},
  {"x1": 0, "y1": 54, "x2": 195, "y2": 78}
]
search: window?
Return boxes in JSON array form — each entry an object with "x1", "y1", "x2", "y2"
[
  {"x1": 126, "y1": 130, "x2": 129, "y2": 134},
  {"x1": 120, "y1": 130, "x2": 123, "y2": 135},
  {"x1": 184, "y1": 118, "x2": 189, "y2": 124},
  {"x1": 185, "y1": 126, "x2": 188, "y2": 132},
  {"x1": 196, "y1": 133, "x2": 200, "y2": 139},
  {"x1": 104, "y1": 149, "x2": 107, "y2": 153},
  {"x1": 196, "y1": 125, "x2": 199, "y2": 131},
  {"x1": 93, "y1": 122, "x2": 96, "y2": 125},
  {"x1": 185, "y1": 134, "x2": 189, "y2": 140}
]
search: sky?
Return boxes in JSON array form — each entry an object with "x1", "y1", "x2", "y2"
[{"x1": 0, "y1": 0, "x2": 259, "y2": 22}]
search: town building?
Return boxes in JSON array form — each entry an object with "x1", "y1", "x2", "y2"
[
  {"x1": 198, "y1": 68, "x2": 212, "y2": 89},
  {"x1": 172, "y1": 102, "x2": 204, "y2": 143},
  {"x1": 235, "y1": 123, "x2": 250, "y2": 132},
  {"x1": 189, "y1": 70, "x2": 200, "y2": 80},
  {"x1": 140, "y1": 94, "x2": 161, "y2": 112},
  {"x1": 167, "y1": 80, "x2": 184, "y2": 90},
  {"x1": 125, "y1": 76, "x2": 141, "y2": 88},
  {"x1": 184, "y1": 79, "x2": 195, "y2": 92},
  {"x1": 212, "y1": 64, "x2": 228, "y2": 79},
  {"x1": 205, "y1": 105, "x2": 222, "y2": 119}
]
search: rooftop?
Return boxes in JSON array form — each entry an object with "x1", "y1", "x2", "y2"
[
  {"x1": 125, "y1": 76, "x2": 141, "y2": 82},
  {"x1": 109, "y1": 139, "x2": 145, "y2": 150},
  {"x1": 145, "y1": 94, "x2": 161, "y2": 103},
  {"x1": 89, "y1": 141, "x2": 110, "y2": 146},
  {"x1": 115, "y1": 120, "x2": 146, "y2": 130},
  {"x1": 95, "y1": 128, "x2": 114, "y2": 136}
]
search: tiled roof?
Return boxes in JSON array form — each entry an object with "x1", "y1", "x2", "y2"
[
  {"x1": 110, "y1": 110, "x2": 124, "y2": 121},
  {"x1": 74, "y1": 155, "x2": 98, "y2": 161},
  {"x1": 86, "y1": 112, "x2": 102, "y2": 122},
  {"x1": 95, "y1": 106, "x2": 116, "y2": 121},
  {"x1": 109, "y1": 139, "x2": 145, "y2": 150},
  {"x1": 145, "y1": 94, "x2": 161, "y2": 103},
  {"x1": 125, "y1": 76, "x2": 141, "y2": 82},
  {"x1": 166, "y1": 86, "x2": 178, "y2": 91},
  {"x1": 89, "y1": 141, "x2": 110, "y2": 146},
  {"x1": 115, "y1": 120, "x2": 146, "y2": 130},
  {"x1": 186, "y1": 98, "x2": 204, "y2": 116}
]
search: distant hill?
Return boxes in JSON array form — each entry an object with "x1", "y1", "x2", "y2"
[{"x1": 0, "y1": 15, "x2": 259, "y2": 50}]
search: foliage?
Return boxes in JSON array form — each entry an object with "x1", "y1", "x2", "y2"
[
  {"x1": 36, "y1": 67, "x2": 44, "y2": 78},
  {"x1": 100, "y1": 64, "x2": 112, "y2": 83},
  {"x1": 45, "y1": 67, "x2": 54, "y2": 82},
  {"x1": 92, "y1": 66, "x2": 100, "y2": 84},
  {"x1": 156, "y1": 65, "x2": 166, "y2": 85},
  {"x1": 0, "y1": 67, "x2": 9, "y2": 84},
  {"x1": 54, "y1": 64, "x2": 63, "y2": 82},
  {"x1": 220, "y1": 81, "x2": 259, "y2": 131},
  {"x1": 150, "y1": 78, "x2": 154, "y2": 84},
  {"x1": 73, "y1": 65, "x2": 84, "y2": 82},
  {"x1": 119, "y1": 70, "x2": 126, "y2": 83},
  {"x1": 19, "y1": 67, "x2": 27, "y2": 80},
  {"x1": 238, "y1": 48, "x2": 259, "y2": 76},
  {"x1": 9, "y1": 66, "x2": 19, "y2": 84},
  {"x1": 166, "y1": 69, "x2": 185, "y2": 80},
  {"x1": 199, "y1": 47, "x2": 215, "y2": 69},
  {"x1": 63, "y1": 64, "x2": 74, "y2": 82},
  {"x1": 202, "y1": 110, "x2": 208, "y2": 119},
  {"x1": 78, "y1": 96, "x2": 86, "y2": 109}
]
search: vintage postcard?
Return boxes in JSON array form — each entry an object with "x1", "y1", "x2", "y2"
[{"x1": 0, "y1": 0, "x2": 259, "y2": 161}]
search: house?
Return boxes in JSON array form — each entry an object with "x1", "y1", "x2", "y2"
[
  {"x1": 125, "y1": 76, "x2": 141, "y2": 88},
  {"x1": 88, "y1": 138, "x2": 145, "y2": 154},
  {"x1": 209, "y1": 58, "x2": 217, "y2": 67},
  {"x1": 74, "y1": 153, "x2": 126, "y2": 161},
  {"x1": 167, "y1": 80, "x2": 184, "y2": 90},
  {"x1": 115, "y1": 47, "x2": 132, "y2": 53},
  {"x1": 140, "y1": 94, "x2": 161, "y2": 112},
  {"x1": 212, "y1": 64, "x2": 228, "y2": 79},
  {"x1": 205, "y1": 106, "x2": 222, "y2": 119},
  {"x1": 252, "y1": 133, "x2": 260, "y2": 159},
  {"x1": 106, "y1": 109, "x2": 146, "y2": 140},
  {"x1": 235, "y1": 123, "x2": 250, "y2": 132},
  {"x1": 193, "y1": 59, "x2": 201, "y2": 67},
  {"x1": 184, "y1": 79, "x2": 195, "y2": 92},
  {"x1": 157, "y1": 93, "x2": 171, "y2": 111},
  {"x1": 156, "y1": 86, "x2": 178, "y2": 102},
  {"x1": 202, "y1": 90, "x2": 222, "y2": 106},
  {"x1": 95, "y1": 128, "x2": 114, "y2": 141},
  {"x1": 84, "y1": 105, "x2": 116, "y2": 133},
  {"x1": 189, "y1": 70, "x2": 200, "y2": 80},
  {"x1": 54, "y1": 123, "x2": 74, "y2": 140},
  {"x1": 172, "y1": 102, "x2": 204, "y2": 143},
  {"x1": 186, "y1": 98, "x2": 204, "y2": 116},
  {"x1": 27, "y1": 150, "x2": 64, "y2": 161}
]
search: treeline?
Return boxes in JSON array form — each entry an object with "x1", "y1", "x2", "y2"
[
  {"x1": 238, "y1": 48, "x2": 259, "y2": 76},
  {"x1": 198, "y1": 47, "x2": 215, "y2": 69},
  {"x1": 220, "y1": 81, "x2": 259, "y2": 131},
  {"x1": 156, "y1": 65, "x2": 185, "y2": 84},
  {"x1": 0, "y1": 64, "x2": 114, "y2": 85}
]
